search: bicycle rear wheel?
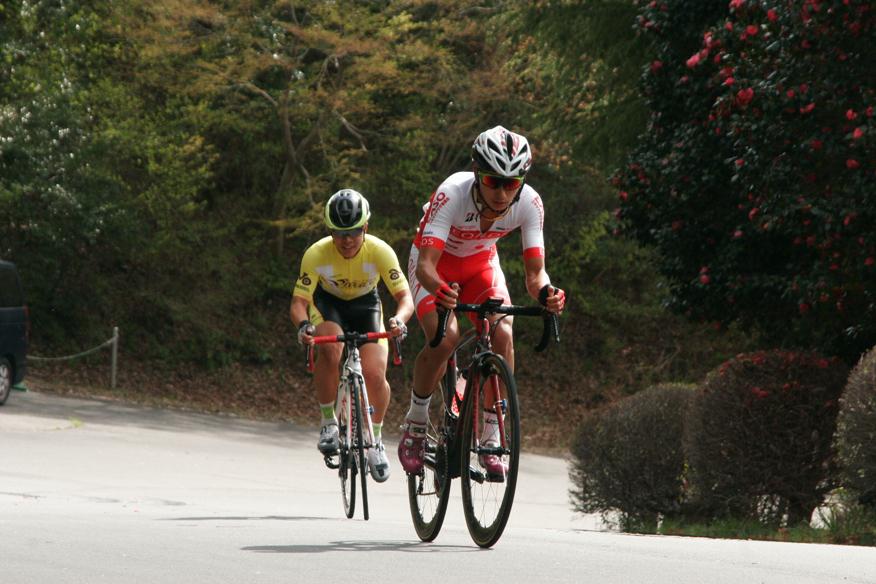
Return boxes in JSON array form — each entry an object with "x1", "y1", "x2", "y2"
[
  {"x1": 337, "y1": 384, "x2": 356, "y2": 519},
  {"x1": 406, "y1": 360, "x2": 457, "y2": 541},
  {"x1": 351, "y1": 378, "x2": 369, "y2": 521},
  {"x1": 459, "y1": 353, "x2": 520, "y2": 548}
]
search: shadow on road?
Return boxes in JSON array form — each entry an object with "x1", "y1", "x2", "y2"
[{"x1": 242, "y1": 540, "x2": 478, "y2": 553}]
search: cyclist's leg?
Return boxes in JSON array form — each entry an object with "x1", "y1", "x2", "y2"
[
  {"x1": 460, "y1": 250, "x2": 513, "y2": 473},
  {"x1": 311, "y1": 288, "x2": 347, "y2": 453},
  {"x1": 463, "y1": 247, "x2": 514, "y2": 371},
  {"x1": 408, "y1": 245, "x2": 461, "y2": 404},
  {"x1": 360, "y1": 342, "x2": 389, "y2": 424}
]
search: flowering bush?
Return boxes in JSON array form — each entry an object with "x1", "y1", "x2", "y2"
[
  {"x1": 616, "y1": 0, "x2": 876, "y2": 361},
  {"x1": 569, "y1": 383, "x2": 695, "y2": 530},
  {"x1": 685, "y1": 350, "x2": 848, "y2": 525},
  {"x1": 835, "y1": 345, "x2": 876, "y2": 507}
]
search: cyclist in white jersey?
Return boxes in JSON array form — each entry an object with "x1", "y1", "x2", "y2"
[{"x1": 398, "y1": 125, "x2": 566, "y2": 476}]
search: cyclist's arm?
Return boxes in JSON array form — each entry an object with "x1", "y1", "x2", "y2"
[
  {"x1": 391, "y1": 288, "x2": 415, "y2": 324},
  {"x1": 523, "y1": 255, "x2": 551, "y2": 301},
  {"x1": 523, "y1": 255, "x2": 565, "y2": 314},
  {"x1": 290, "y1": 295, "x2": 310, "y2": 328}
]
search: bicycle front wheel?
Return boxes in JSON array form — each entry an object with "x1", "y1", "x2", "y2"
[
  {"x1": 459, "y1": 353, "x2": 520, "y2": 548},
  {"x1": 406, "y1": 363, "x2": 456, "y2": 541},
  {"x1": 337, "y1": 384, "x2": 356, "y2": 519},
  {"x1": 351, "y1": 378, "x2": 369, "y2": 521}
]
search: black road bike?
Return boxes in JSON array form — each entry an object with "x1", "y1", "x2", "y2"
[{"x1": 406, "y1": 297, "x2": 559, "y2": 547}]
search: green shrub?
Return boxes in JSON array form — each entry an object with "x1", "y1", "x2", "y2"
[
  {"x1": 836, "y1": 346, "x2": 876, "y2": 507},
  {"x1": 685, "y1": 350, "x2": 848, "y2": 525},
  {"x1": 569, "y1": 383, "x2": 695, "y2": 530}
]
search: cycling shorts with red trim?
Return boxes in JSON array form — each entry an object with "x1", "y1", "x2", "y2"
[{"x1": 407, "y1": 244, "x2": 510, "y2": 321}]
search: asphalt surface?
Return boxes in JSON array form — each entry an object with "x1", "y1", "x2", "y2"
[{"x1": 2, "y1": 390, "x2": 874, "y2": 584}]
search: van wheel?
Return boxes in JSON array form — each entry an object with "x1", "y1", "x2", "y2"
[{"x1": 0, "y1": 358, "x2": 11, "y2": 405}]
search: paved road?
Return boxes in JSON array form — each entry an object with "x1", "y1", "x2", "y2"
[{"x1": 2, "y1": 390, "x2": 874, "y2": 584}]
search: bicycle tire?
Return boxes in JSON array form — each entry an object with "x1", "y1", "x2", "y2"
[
  {"x1": 406, "y1": 361, "x2": 456, "y2": 541},
  {"x1": 337, "y1": 383, "x2": 356, "y2": 519},
  {"x1": 351, "y1": 377, "x2": 369, "y2": 521},
  {"x1": 459, "y1": 353, "x2": 520, "y2": 548}
]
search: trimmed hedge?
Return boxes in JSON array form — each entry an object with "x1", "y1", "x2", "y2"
[
  {"x1": 569, "y1": 383, "x2": 694, "y2": 529},
  {"x1": 685, "y1": 350, "x2": 848, "y2": 525},
  {"x1": 836, "y1": 346, "x2": 876, "y2": 506}
]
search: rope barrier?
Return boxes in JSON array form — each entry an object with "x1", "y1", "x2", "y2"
[{"x1": 27, "y1": 327, "x2": 120, "y2": 388}]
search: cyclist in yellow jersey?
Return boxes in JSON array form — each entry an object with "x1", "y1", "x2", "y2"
[{"x1": 291, "y1": 189, "x2": 414, "y2": 482}]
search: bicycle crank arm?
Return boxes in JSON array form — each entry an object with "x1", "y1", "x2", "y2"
[{"x1": 468, "y1": 465, "x2": 486, "y2": 484}]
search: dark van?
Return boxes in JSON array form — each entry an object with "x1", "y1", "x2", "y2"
[{"x1": 0, "y1": 260, "x2": 28, "y2": 405}]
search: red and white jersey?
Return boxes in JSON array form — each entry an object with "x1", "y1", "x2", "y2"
[{"x1": 413, "y1": 172, "x2": 545, "y2": 260}]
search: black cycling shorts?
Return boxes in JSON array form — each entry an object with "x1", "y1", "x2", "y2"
[{"x1": 311, "y1": 285, "x2": 383, "y2": 334}]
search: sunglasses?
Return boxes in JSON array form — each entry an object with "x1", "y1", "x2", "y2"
[
  {"x1": 478, "y1": 172, "x2": 525, "y2": 191},
  {"x1": 331, "y1": 227, "x2": 364, "y2": 238}
]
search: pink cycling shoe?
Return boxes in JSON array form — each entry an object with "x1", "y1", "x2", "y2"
[
  {"x1": 479, "y1": 442, "x2": 508, "y2": 482},
  {"x1": 397, "y1": 420, "x2": 427, "y2": 474}
]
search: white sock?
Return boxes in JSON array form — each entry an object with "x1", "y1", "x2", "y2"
[
  {"x1": 406, "y1": 391, "x2": 431, "y2": 424},
  {"x1": 481, "y1": 410, "x2": 500, "y2": 444}
]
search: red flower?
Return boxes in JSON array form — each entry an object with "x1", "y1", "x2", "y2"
[
  {"x1": 699, "y1": 274, "x2": 711, "y2": 285},
  {"x1": 866, "y1": 257, "x2": 875, "y2": 267},
  {"x1": 810, "y1": 139, "x2": 823, "y2": 150},
  {"x1": 733, "y1": 230, "x2": 744, "y2": 239},
  {"x1": 846, "y1": 109, "x2": 858, "y2": 120},
  {"x1": 786, "y1": 89, "x2": 795, "y2": 98},
  {"x1": 619, "y1": 190, "x2": 628, "y2": 201},
  {"x1": 750, "y1": 387, "x2": 769, "y2": 399},
  {"x1": 748, "y1": 207, "x2": 759, "y2": 220},
  {"x1": 767, "y1": 9, "x2": 778, "y2": 21},
  {"x1": 800, "y1": 103, "x2": 816, "y2": 114},
  {"x1": 867, "y1": 106, "x2": 874, "y2": 117},
  {"x1": 736, "y1": 87, "x2": 754, "y2": 106},
  {"x1": 847, "y1": 159, "x2": 860, "y2": 169},
  {"x1": 723, "y1": 77, "x2": 735, "y2": 86},
  {"x1": 799, "y1": 302, "x2": 811, "y2": 314},
  {"x1": 650, "y1": 60, "x2": 663, "y2": 73},
  {"x1": 686, "y1": 53, "x2": 701, "y2": 68},
  {"x1": 735, "y1": 158, "x2": 745, "y2": 167},
  {"x1": 852, "y1": 127, "x2": 864, "y2": 139},
  {"x1": 746, "y1": 24, "x2": 759, "y2": 36},
  {"x1": 729, "y1": 0, "x2": 745, "y2": 8}
]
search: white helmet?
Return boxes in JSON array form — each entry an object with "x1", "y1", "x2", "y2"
[{"x1": 471, "y1": 125, "x2": 532, "y2": 177}]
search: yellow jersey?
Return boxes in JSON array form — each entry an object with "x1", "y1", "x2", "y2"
[{"x1": 293, "y1": 234, "x2": 408, "y2": 302}]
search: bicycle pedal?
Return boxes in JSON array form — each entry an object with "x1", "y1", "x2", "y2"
[{"x1": 323, "y1": 454, "x2": 340, "y2": 470}]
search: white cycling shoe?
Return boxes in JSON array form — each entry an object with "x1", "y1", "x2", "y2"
[
  {"x1": 367, "y1": 441, "x2": 391, "y2": 483},
  {"x1": 317, "y1": 423, "x2": 339, "y2": 455}
]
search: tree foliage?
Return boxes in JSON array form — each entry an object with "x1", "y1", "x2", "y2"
[{"x1": 615, "y1": 0, "x2": 876, "y2": 362}]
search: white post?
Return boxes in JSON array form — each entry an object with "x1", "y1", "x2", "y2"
[{"x1": 111, "y1": 327, "x2": 119, "y2": 389}]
